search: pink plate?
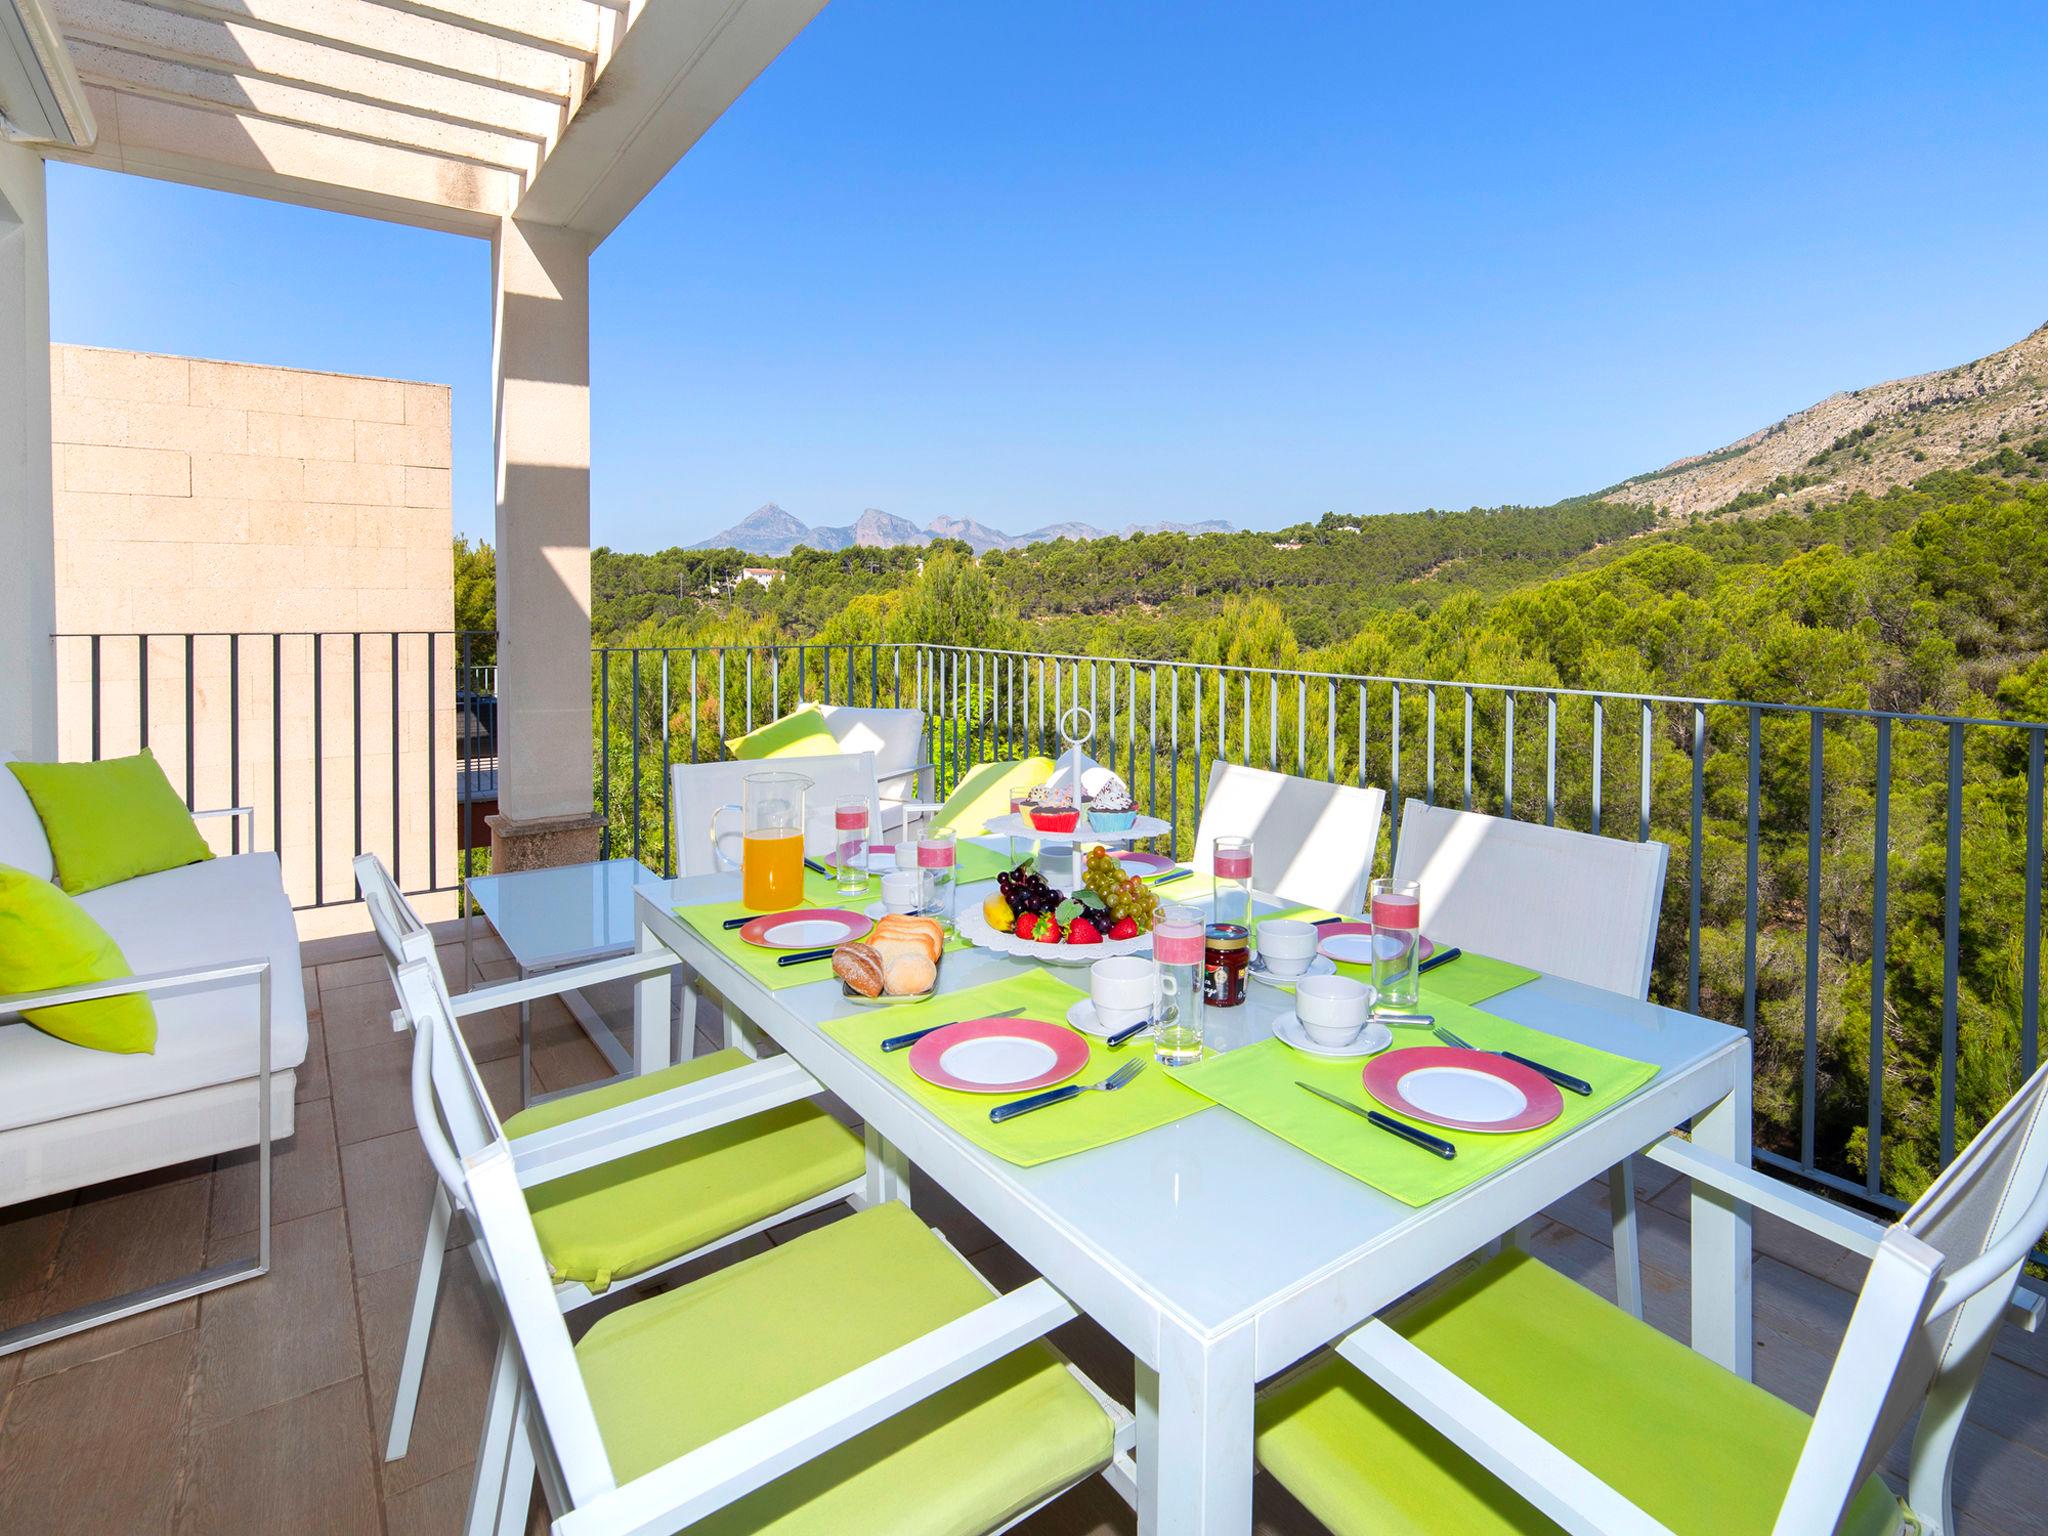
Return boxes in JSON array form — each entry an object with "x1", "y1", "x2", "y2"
[
  {"x1": 1316, "y1": 920, "x2": 1436, "y2": 967},
  {"x1": 1363, "y1": 1046, "x2": 1561, "y2": 1133},
  {"x1": 737, "y1": 908, "x2": 871, "y2": 949},
  {"x1": 908, "y1": 1017, "x2": 1091, "y2": 1094},
  {"x1": 1112, "y1": 849, "x2": 1175, "y2": 874}
]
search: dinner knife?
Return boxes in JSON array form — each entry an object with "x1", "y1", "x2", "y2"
[
  {"x1": 1104, "y1": 1016, "x2": 1154, "y2": 1048},
  {"x1": 1295, "y1": 1080, "x2": 1456, "y2": 1159},
  {"x1": 722, "y1": 913, "x2": 756, "y2": 930},
  {"x1": 1148, "y1": 868, "x2": 1193, "y2": 886},
  {"x1": 1500, "y1": 1050, "x2": 1591, "y2": 1096},
  {"x1": 803, "y1": 857, "x2": 831, "y2": 876},
  {"x1": 881, "y1": 1006, "x2": 1025, "y2": 1053},
  {"x1": 1418, "y1": 946, "x2": 1463, "y2": 974},
  {"x1": 776, "y1": 947, "x2": 836, "y2": 967}
]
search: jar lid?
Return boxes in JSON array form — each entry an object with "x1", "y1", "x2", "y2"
[{"x1": 1204, "y1": 922, "x2": 1249, "y2": 951}]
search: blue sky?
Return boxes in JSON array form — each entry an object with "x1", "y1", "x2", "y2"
[{"x1": 47, "y1": 1, "x2": 2048, "y2": 550}]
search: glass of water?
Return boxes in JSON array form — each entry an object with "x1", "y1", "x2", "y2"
[
  {"x1": 1369, "y1": 877, "x2": 1422, "y2": 1010},
  {"x1": 1151, "y1": 902, "x2": 1206, "y2": 1066}
]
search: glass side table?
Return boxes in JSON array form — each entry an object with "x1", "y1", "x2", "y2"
[{"x1": 465, "y1": 857, "x2": 666, "y2": 1106}]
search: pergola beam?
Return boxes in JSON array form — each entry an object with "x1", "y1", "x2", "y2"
[
  {"x1": 71, "y1": 40, "x2": 542, "y2": 174},
  {"x1": 373, "y1": 0, "x2": 602, "y2": 62},
  {"x1": 55, "y1": 0, "x2": 572, "y2": 140},
  {"x1": 51, "y1": 82, "x2": 513, "y2": 234},
  {"x1": 513, "y1": 0, "x2": 826, "y2": 242}
]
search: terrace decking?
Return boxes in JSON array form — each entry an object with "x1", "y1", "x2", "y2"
[{"x1": 1, "y1": 929, "x2": 2042, "y2": 1536}]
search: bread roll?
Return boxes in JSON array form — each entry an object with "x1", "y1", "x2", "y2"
[
  {"x1": 873, "y1": 914, "x2": 943, "y2": 964},
  {"x1": 832, "y1": 941, "x2": 885, "y2": 998},
  {"x1": 882, "y1": 950, "x2": 936, "y2": 997}
]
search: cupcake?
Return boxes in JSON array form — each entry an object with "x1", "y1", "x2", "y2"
[
  {"x1": 1027, "y1": 784, "x2": 1080, "y2": 832},
  {"x1": 1085, "y1": 779, "x2": 1136, "y2": 832}
]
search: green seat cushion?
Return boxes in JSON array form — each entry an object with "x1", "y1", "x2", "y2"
[
  {"x1": 503, "y1": 1049, "x2": 864, "y2": 1291},
  {"x1": 930, "y1": 757, "x2": 1057, "y2": 837},
  {"x1": 0, "y1": 864, "x2": 155, "y2": 1052},
  {"x1": 575, "y1": 1200, "x2": 1112, "y2": 1536},
  {"x1": 7, "y1": 751, "x2": 214, "y2": 895},
  {"x1": 728, "y1": 703, "x2": 841, "y2": 760},
  {"x1": 1256, "y1": 1251, "x2": 1900, "y2": 1536}
]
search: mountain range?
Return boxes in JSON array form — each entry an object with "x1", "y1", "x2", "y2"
[
  {"x1": 1600, "y1": 320, "x2": 2048, "y2": 519},
  {"x1": 690, "y1": 504, "x2": 1233, "y2": 556}
]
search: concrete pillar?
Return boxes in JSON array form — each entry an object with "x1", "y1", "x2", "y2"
[
  {"x1": 488, "y1": 215, "x2": 603, "y2": 872},
  {"x1": 0, "y1": 144, "x2": 55, "y2": 759}
]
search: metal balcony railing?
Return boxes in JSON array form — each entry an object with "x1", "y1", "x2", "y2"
[{"x1": 592, "y1": 638, "x2": 2047, "y2": 1234}]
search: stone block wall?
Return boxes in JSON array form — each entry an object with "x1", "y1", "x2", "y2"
[{"x1": 50, "y1": 345, "x2": 458, "y2": 928}]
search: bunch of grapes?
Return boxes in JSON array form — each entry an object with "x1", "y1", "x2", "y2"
[
  {"x1": 1081, "y1": 846, "x2": 1161, "y2": 933},
  {"x1": 997, "y1": 859, "x2": 1063, "y2": 916}
]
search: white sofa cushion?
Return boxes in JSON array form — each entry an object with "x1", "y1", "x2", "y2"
[
  {"x1": 815, "y1": 705, "x2": 927, "y2": 779},
  {"x1": 0, "y1": 852, "x2": 308, "y2": 1131},
  {"x1": 0, "y1": 751, "x2": 55, "y2": 883}
]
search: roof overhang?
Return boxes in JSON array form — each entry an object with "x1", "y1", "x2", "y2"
[
  {"x1": 32, "y1": 0, "x2": 826, "y2": 240},
  {"x1": 2, "y1": 0, "x2": 96, "y2": 146}
]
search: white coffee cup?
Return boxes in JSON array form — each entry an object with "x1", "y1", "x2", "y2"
[
  {"x1": 1090, "y1": 955, "x2": 1157, "y2": 1032},
  {"x1": 1257, "y1": 917, "x2": 1318, "y2": 976},
  {"x1": 1294, "y1": 974, "x2": 1371, "y2": 1046},
  {"x1": 880, "y1": 869, "x2": 922, "y2": 915}
]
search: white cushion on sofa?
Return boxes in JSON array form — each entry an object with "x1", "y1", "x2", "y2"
[
  {"x1": 815, "y1": 705, "x2": 927, "y2": 779},
  {"x1": 0, "y1": 852, "x2": 308, "y2": 1131},
  {"x1": 0, "y1": 751, "x2": 55, "y2": 883}
]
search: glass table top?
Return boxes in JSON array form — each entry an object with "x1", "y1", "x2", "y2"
[{"x1": 467, "y1": 857, "x2": 664, "y2": 971}]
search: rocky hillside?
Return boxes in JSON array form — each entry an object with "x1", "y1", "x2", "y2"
[
  {"x1": 1602, "y1": 321, "x2": 2048, "y2": 519},
  {"x1": 693, "y1": 505, "x2": 1233, "y2": 554}
]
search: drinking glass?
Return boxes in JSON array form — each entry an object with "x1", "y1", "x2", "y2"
[
  {"x1": 917, "y1": 828, "x2": 958, "y2": 930},
  {"x1": 1152, "y1": 902, "x2": 1206, "y2": 1067},
  {"x1": 833, "y1": 798, "x2": 871, "y2": 896},
  {"x1": 1211, "y1": 835, "x2": 1253, "y2": 928},
  {"x1": 1369, "y1": 876, "x2": 1422, "y2": 1010}
]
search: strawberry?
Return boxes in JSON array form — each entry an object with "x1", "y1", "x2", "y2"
[
  {"x1": 1066, "y1": 916, "x2": 1104, "y2": 944},
  {"x1": 1107, "y1": 916, "x2": 1139, "y2": 941},
  {"x1": 1019, "y1": 911, "x2": 1060, "y2": 944}
]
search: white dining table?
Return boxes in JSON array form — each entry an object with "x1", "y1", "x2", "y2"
[{"x1": 627, "y1": 862, "x2": 1752, "y2": 1534}]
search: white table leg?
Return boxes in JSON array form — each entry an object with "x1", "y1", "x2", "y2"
[
  {"x1": 633, "y1": 915, "x2": 674, "y2": 1075},
  {"x1": 1691, "y1": 1056, "x2": 1753, "y2": 1377},
  {"x1": 863, "y1": 1124, "x2": 911, "y2": 1208},
  {"x1": 1135, "y1": 1322, "x2": 1255, "y2": 1535}
]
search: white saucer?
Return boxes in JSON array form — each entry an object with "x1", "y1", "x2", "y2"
[
  {"x1": 1248, "y1": 953, "x2": 1335, "y2": 987},
  {"x1": 1273, "y1": 1012, "x2": 1392, "y2": 1059},
  {"x1": 1066, "y1": 999, "x2": 1152, "y2": 1039},
  {"x1": 865, "y1": 901, "x2": 933, "y2": 920}
]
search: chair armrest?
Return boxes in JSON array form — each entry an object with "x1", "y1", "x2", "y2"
[
  {"x1": 1337, "y1": 1318, "x2": 1677, "y2": 1536},
  {"x1": 1646, "y1": 1137, "x2": 2044, "y2": 1334},
  {"x1": 555, "y1": 1278, "x2": 1077, "y2": 1536},
  {"x1": 444, "y1": 949, "x2": 677, "y2": 1021},
  {"x1": 192, "y1": 805, "x2": 257, "y2": 850},
  {"x1": 0, "y1": 956, "x2": 270, "y2": 1012},
  {"x1": 510, "y1": 1056, "x2": 824, "y2": 1188}
]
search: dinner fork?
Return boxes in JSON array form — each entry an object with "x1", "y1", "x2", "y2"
[
  {"x1": 1434, "y1": 1025, "x2": 1590, "y2": 1096},
  {"x1": 990, "y1": 1059, "x2": 1146, "y2": 1122}
]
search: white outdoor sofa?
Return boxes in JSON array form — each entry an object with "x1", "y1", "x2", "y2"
[{"x1": 0, "y1": 755, "x2": 306, "y2": 1353}]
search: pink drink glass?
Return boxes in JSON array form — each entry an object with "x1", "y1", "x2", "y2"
[
  {"x1": 833, "y1": 800, "x2": 870, "y2": 895},
  {"x1": 1211, "y1": 835, "x2": 1254, "y2": 929},
  {"x1": 1369, "y1": 877, "x2": 1423, "y2": 1009},
  {"x1": 1151, "y1": 903, "x2": 1206, "y2": 1066}
]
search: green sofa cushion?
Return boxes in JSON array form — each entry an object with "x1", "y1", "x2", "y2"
[
  {"x1": 575, "y1": 1201, "x2": 1112, "y2": 1535},
  {"x1": 0, "y1": 864, "x2": 156, "y2": 1052},
  {"x1": 6, "y1": 750, "x2": 214, "y2": 896},
  {"x1": 929, "y1": 757, "x2": 1058, "y2": 837},
  {"x1": 1255, "y1": 1250, "x2": 1901, "y2": 1536},
  {"x1": 727, "y1": 703, "x2": 842, "y2": 761},
  {"x1": 503, "y1": 1048, "x2": 864, "y2": 1291}
]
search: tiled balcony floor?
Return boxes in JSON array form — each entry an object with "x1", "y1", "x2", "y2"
[{"x1": 1, "y1": 933, "x2": 2044, "y2": 1535}]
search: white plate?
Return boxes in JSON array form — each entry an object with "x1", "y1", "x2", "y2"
[
  {"x1": 1248, "y1": 953, "x2": 1335, "y2": 987},
  {"x1": 954, "y1": 902, "x2": 1153, "y2": 966},
  {"x1": 938, "y1": 1035, "x2": 1060, "y2": 1086},
  {"x1": 1391, "y1": 1064, "x2": 1530, "y2": 1124},
  {"x1": 755, "y1": 915, "x2": 864, "y2": 949},
  {"x1": 1273, "y1": 1012, "x2": 1392, "y2": 1059},
  {"x1": 1319, "y1": 931, "x2": 1405, "y2": 965},
  {"x1": 1065, "y1": 999, "x2": 1151, "y2": 1039}
]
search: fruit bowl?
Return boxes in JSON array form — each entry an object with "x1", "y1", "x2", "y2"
[{"x1": 955, "y1": 903, "x2": 1153, "y2": 966}]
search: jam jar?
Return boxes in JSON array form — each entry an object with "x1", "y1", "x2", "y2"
[{"x1": 1203, "y1": 922, "x2": 1250, "y2": 1008}]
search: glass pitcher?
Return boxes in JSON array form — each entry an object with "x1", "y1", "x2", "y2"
[{"x1": 712, "y1": 770, "x2": 812, "y2": 911}]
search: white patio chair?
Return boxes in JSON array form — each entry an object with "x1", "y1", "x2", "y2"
[
  {"x1": 1192, "y1": 761, "x2": 1387, "y2": 913},
  {"x1": 387, "y1": 951, "x2": 1136, "y2": 1536},
  {"x1": 1254, "y1": 1057, "x2": 2048, "y2": 1536},
  {"x1": 355, "y1": 855, "x2": 865, "y2": 1467},
  {"x1": 1390, "y1": 798, "x2": 1669, "y2": 997}
]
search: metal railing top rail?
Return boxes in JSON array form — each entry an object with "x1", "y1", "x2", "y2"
[{"x1": 912, "y1": 642, "x2": 2048, "y2": 735}]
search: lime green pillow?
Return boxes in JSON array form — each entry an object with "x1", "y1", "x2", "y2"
[
  {"x1": 6, "y1": 750, "x2": 213, "y2": 895},
  {"x1": 0, "y1": 864, "x2": 156, "y2": 1052},
  {"x1": 931, "y1": 757, "x2": 1058, "y2": 836},
  {"x1": 726, "y1": 703, "x2": 841, "y2": 760}
]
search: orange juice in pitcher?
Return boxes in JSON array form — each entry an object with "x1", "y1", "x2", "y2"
[{"x1": 742, "y1": 826, "x2": 805, "y2": 910}]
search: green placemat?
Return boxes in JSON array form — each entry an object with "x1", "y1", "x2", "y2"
[
  {"x1": 1170, "y1": 998, "x2": 1657, "y2": 1205},
  {"x1": 675, "y1": 900, "x2": 969, "y2": 991},
  {"x1": 821, "y1": 970, "x2": 1208, "y2": 1166},
  {"x1": 1251, "y1": 907, "x2": 1538, "y2": 1005}
]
